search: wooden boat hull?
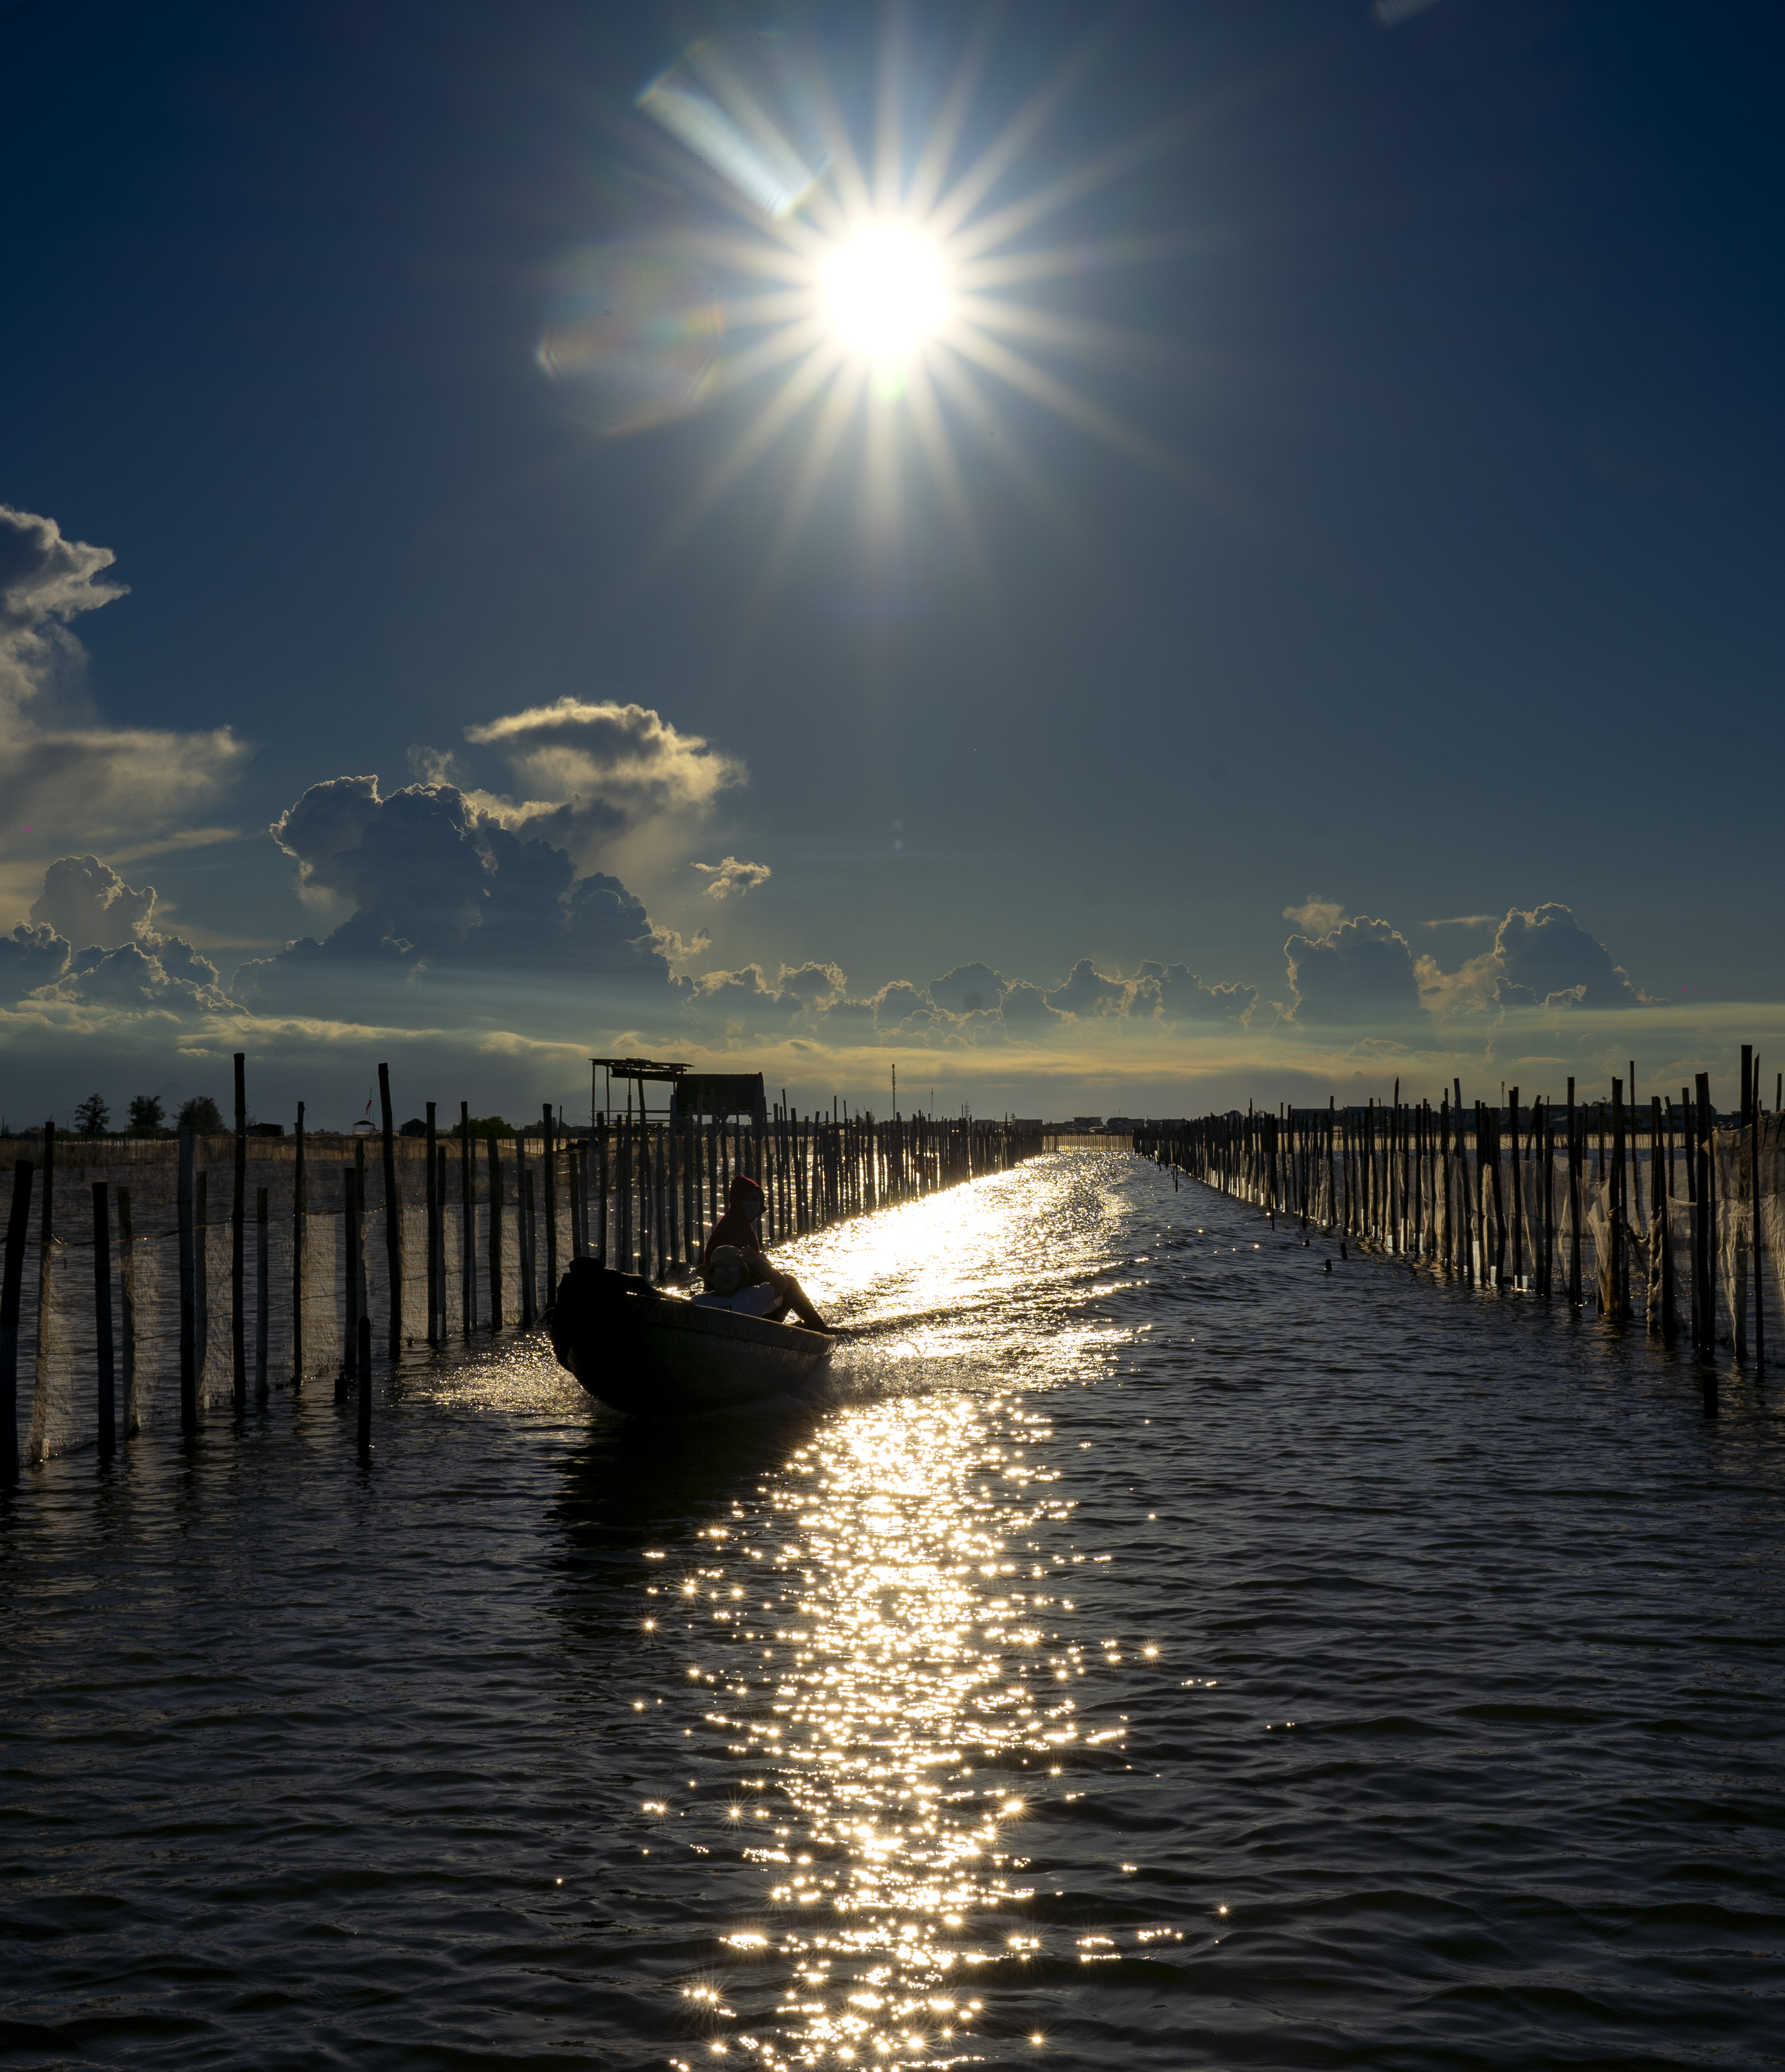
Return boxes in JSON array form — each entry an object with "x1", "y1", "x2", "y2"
[{"x1": 550, "y1": 1265, "x2": 832, "y2": 1416}]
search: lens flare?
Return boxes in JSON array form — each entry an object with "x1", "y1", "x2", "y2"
[{"x1": 821, "y1": 222, "x2": 950, "y2": 362}]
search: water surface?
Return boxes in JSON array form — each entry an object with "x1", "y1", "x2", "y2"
[{"x1": 4, "y1": 1150, "x2": 1782, "y2": 2068}]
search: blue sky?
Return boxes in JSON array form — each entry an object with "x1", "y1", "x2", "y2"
[{"x1": 2, "y1": 0, "x2": 1781, "y2": 1126}]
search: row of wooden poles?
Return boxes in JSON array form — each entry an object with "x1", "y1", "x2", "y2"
[
  {"x1": 1134, "y1": 1046, "x2": 1773, "y2": 1380},
  {"x1": 0, "y1": 1055, "x2": 1044, "y2": 1477}
]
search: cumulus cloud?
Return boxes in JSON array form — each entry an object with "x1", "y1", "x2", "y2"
[
  {"x1": 1285, "y1": 914, "x2": 1422, "y2": 1024},
  {"x1": 928, "y1": 962, "x2": 1004, "y2": 1017},
  {"x1": 407, "y1": 698, "x2": 743, "y2": 881},
  {"x1": 236, "y1": 775, "x2": 673, "y2": 1022},
  {"x1": 693, "y1": 854, "x2": 771, "y2": 900},
  {"x1": 1282, "y1": 895, "x2": 1347, "y2": 935},
  {"x1": 1044, "y1": 959, "x2": 1130, "y2": 1018},
  {"x1": 1135, "y1": 960, "x2": 1258, "y2": 1026},
  {"x1": 0, "y1": 922, "x2": 70, "y2": 1005},
  {"x1": 58, "y1": 937, "x2": 230, "y2": 1013},
  {"x1": 30, "y1": 853, "x2": 158, "y2": 948},
  {"x1": 0, "y1": 508, "x2": 246, "y2": 888},
  {"x1": 3, "y1": 853, "x2": 231, "y2": 1018},
  {"x1": 1419, "y1": 903, "x2": 1649, "y2": 1014}
]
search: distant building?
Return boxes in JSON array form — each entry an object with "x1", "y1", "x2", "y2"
[{"x1": 1072, "y1": 1116, "x2": 1104, "y2": 1128}]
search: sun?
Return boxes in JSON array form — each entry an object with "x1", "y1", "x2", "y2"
[
  {"x1": 819, "y1": 221, "x2": 950, "y2": 363},
  {"x1": 552, "y1": 23, "x2": 1179, "y2": 588}
]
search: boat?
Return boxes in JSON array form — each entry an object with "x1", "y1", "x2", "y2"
[{"x1": 549, "y1": 1258, "x2": 834, "y2": 1415}]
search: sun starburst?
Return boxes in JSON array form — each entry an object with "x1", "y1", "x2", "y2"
[{"x1": 540, "y1": 21, "x2": 1184, "y2": 597}]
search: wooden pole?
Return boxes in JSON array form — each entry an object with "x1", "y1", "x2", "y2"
[
  {"x1": 378, "y1": 1063, "x2": 401, "y2": 1359},
  {"x1": 232, "y1": 1051, "x2": 247, "y2": 1413},
  {"x1": 1706, "y1": 1077, "x2": 1723, "y2": 1351},
  {"x1": 92, "y1": 1182, "x2": 116, "y2": 1455},
  {"x1": 1515, "y1": 1094, "x2": 1532, "y2": 1284},
  {"x1": 425, "y1": 1101, "x2": 440, "y2": 1345},
  {"x1": 541, "y1": 1102, "x2": 558, "y2": 1299},
  {"x1": 117, "y1": 1184, "x2": 137, "y2": 1431},
  {"x1": 459, "y1": 1102, "x2": 474, "y2": 1334},
  {"x1": 292, "y1": 1102, "x2": 306, "y2": 1387},
  {"x1": 339, "y1": 1166, "x2": 357, "y2": 1402},
  {"x1": 357, "y1": 1306, "x2": 373, "y2": 1456},
  {"x1": 435, "y1": 1142, "x2": 449, "y2": 1335},
  {"x1": 1654, "y1": 1093, "x2": 1675, "y2": 1340},
  {"x1": 194, "y1": 1170, "x2": 208, "y2": 1385},
  {"x1": 178, "y1": 1129, "x2": 196, "y2": 1432},
  {"x1": 1611, "y1": 1077, "x2": 1627, "y2": 1323},
  {"x1": 255, "y1": 1185, "x2": 269, "y2": 1403},
  {"x1": 1, "y1": 1161, "x2": 33, "y2": 1483},
  {"x1": 1566, "y1": 1078, "x2": 1581, "y2": 1305},
  {"x1": 514, "y1": 1129, "x2": 534, "y2": 1329},
  {"x1": 486, "y1": 1131, "x2": 503, "y2": 1331}
]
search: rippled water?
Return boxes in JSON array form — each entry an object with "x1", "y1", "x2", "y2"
[{"x1": 4, "y1": 1149, "x2": 1782, "y2": 2069}]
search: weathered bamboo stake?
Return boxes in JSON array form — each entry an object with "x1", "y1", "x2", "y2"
[
  {"x1": 177, "y1": 1129, "x2": 196, "y2": 1433},
  {"x1": 1706, "y1": 1077, "x2": 1723, "y2": 1351},
  {"x1": 1, "y1": 1160, "x2": 33, "y2": 1483},
  {"x1": 541, "y1": 1103, "x2": 558, "y2": 1298},
  {"x1": 426, "y1": 1102, "x2": 440, "y2": 1345},
  {"x1": 353, "y1": 1136, "x2": 368, "y2": 1354},
  {"x1": 485, "y1": 1131, "x2": 504, "y2": 1330},
  {"x1": 1680, "y1": 1088, "x2": 1698, "y2": 1344},
  {"x1": 339, "y1": 1166, "x2": 357, "y2": 1402},
  {"x1": 436, "y1": 1142, "x2": 449, "y2": 1330},
  {"x1": 1654, "y1": 1093, "x2": 1675, "y2": 1340},
  {"x1": 378, "y1": 1063, "x2": 401, "y2": 1358},
  {"x1": 1566, "y1": 1078, "x2": 1581, "y2": 1306},
  {"x1": 523, "y1": 1170, "x2": 538, "y2": 1324},
  {"x1": 92, "y1": 1182, "x2": 115, "y2": 1457},
  {"x1": 1508, "y1": 1090, "x2": 1523, "y2": 1288},
  {"x1": 356, "y1": 1166, "x2": 373, "y2": 1392},
  {"x1": 230, "y1": 1053, "x2": 247, "y2": 1412},
  {"x1": 1611, "y1": 1077, "x2": 1627, "y2": 1323},
  {"x1": 255, "y1": 1185, "x2": 269, "y2": 1403},
  {"x1": 117, "y1": 1184, "x2": 137, "y2": 1430},
  {"x1": 292, "y1": 1103, "x2": 306, "y2": 1386},
  {"x1": 356, "y1": 1304, "x2": 372, "y2": 1456},
  {"x1": 460, "y1": 1103, "x2": 475, "y2": 1334},
  {"x1": 195, "y1": 1170, "x2": 209, "y2": 1380}
]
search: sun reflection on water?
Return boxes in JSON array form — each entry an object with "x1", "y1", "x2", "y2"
[{"x1": 649, "y1": 1156, "x2": 1157, "y2": 2069}]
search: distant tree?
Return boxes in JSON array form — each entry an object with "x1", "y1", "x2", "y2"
[
  {"x1": 127, "y1": 1093, "x2": 166, "y2": 1137},
  {"x1": 399, "y1": 1116, "x2": 429, "y2": 1138},
  {"x1": 451, "y1": 1115, "x2": 515, "y2": 1139},
  {"x1": 74, "y1": 1093, "x2": 111, "y2": 1137},
  {"x1": 178, "y1": 1094, "x2": 226, "y2": 1135}
]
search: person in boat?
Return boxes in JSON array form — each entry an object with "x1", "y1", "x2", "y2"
[{"x1": 696, "y1": 1174, "x2": 828, "y2": 1329}]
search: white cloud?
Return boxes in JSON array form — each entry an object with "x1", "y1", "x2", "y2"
[
  {"x1": 1418, "y1": 903, "x2": 1650, "y2": 1015},
  {"x1": 419, "y1": 698, "x2": 746, "y2": 884},
  {"x1": 693, "y1": 854, "x2": 772, "y2": 900},
  {"x1": 0, "y1": 507, "x2": 247, "y2": 914},
  {"x1": 1282, "y1": 895, "x2": 1347, "y2": 935},
  {"x1": 30, "y1": 853, "x2": 158, "y2": 948},
  {"x1": 1285, "y1": 915, "x2": 1422, "y2": 1024}
]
